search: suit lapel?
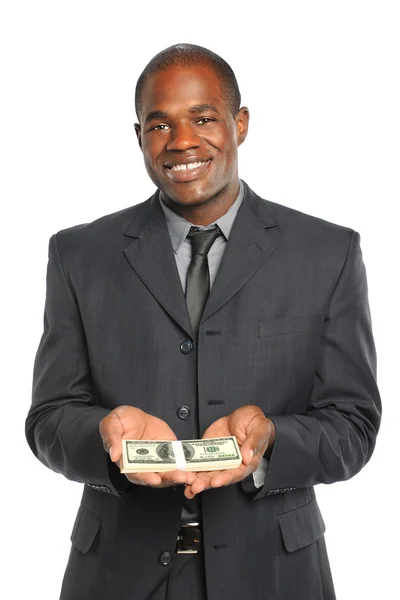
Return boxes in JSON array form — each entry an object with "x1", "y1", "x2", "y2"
[
  {"x1": 123, "y1": 191, "x2": 195, "y2": 338},
  {"x1": 201, "y1": 181, "x2": 280, "y2": 323},
  {"x1": 122, "y1": 181, "x2": 280, "y2": 338}
]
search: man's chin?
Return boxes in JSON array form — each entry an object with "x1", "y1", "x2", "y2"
[{"x1": 159, "y1": 180, "x2": 217, "y2": 207}]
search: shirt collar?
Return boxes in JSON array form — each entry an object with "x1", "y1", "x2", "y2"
[{"x1": 159, "y1": 179, "x2": 244, "y2": 254}]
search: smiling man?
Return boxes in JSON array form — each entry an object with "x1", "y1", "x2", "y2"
[
  {"x1": 26, "y1": 44, "x2": 381, "y2": 600},
  {"x1": 134, "y1": 59, "x2": 247, "y2": 224}
]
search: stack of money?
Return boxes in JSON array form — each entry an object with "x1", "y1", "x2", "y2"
[{"x1": 120, "y1": 436, "x2": 242, "y2": 473}]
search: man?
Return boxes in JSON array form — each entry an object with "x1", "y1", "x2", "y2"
[{"x1": 26, "y1": 43, "x2": 381, "y2": 600}]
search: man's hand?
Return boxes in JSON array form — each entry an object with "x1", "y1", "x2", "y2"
[
  {"x1": 99, "y1": 406, "x2": 197, "y2": 488},
  {"x1": 183, "y1": 405, "x2": 275, "y2": 499}
]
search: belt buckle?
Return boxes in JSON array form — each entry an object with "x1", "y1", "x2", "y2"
[{"x1": 176, "y1": 522, "x2": 202, "y2": 554}]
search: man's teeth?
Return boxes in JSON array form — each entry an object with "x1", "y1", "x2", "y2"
[{"x1": 170, "y1": 161, "x2": 208, "y2": 171}]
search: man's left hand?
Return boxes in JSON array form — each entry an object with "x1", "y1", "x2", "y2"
[{"x1": 184, "y1": 405, "x2": 276, "y2": 499}]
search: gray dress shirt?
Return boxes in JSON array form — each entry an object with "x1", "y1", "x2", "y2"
[{"x1": 159, "y1": 179, "x2": 268, "y2": 493}]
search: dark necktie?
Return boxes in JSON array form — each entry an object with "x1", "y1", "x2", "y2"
[
  {"x1": 181, "y1": 224, "x2": 221, "y2": 524},
  {"x1": 185, "y1": 225, "x2": 222, "y2": 334}
]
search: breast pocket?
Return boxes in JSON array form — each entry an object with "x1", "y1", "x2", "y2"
[{"x1": 258, "y1": 313, "x2": 324, "y2": 338}]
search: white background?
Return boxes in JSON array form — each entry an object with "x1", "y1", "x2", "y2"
[{"x1": 1, "y1": 1, "x2": 399, "y2": 598}]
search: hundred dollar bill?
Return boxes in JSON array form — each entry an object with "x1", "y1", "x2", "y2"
[{"x1": 120, "y1": 436, "x2": 242, "y2": 473}]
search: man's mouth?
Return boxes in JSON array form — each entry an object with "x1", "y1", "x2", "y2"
[
  {"x1": 169, "y1": 160, "x2": 209, "y2": 172},
  {"x1": 164, "y1": 159, "x2": 212, "y2": 182}
]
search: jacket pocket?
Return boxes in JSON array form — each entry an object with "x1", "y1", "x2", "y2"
[
  {"x1": 258, "y1": 313, "x2": 324, "y2": 337},
  {"x1": 70, "y1": 506, "x2": 101, "y2": 555},
  {"x1": 278, "y1": 499, "x2": 326, "y2": 552}
]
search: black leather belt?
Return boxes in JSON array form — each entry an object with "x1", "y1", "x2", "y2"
[{"x1": 176, "y1": 522, "x2": 203, "y2": 554}]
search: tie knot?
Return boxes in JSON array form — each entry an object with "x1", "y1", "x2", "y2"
[{"x1": 187, "y1": 225, "x2": 221, "y2": 256}]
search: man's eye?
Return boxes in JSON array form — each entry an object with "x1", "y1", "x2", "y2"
[
  {"x1": 151, "y1": 124, "x2": 170, "y2": 131},
  {"x1": 197, "y1": 118, "x2": 215, "y2": 125}
]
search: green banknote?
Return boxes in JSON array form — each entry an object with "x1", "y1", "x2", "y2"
[{"x1": 120, "y1": 436, "x2": 242, "y2": 473}]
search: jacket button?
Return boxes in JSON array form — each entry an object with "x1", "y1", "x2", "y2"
[
  {"x1": 180, "y1": 340, "x2": 193, "y2": 354},
  {"x1": 159, "y1": 551, "x2": 172, "y2": 566},
  {"x1": 177, "y1": 405, "x2": 191, "y2": 420}
]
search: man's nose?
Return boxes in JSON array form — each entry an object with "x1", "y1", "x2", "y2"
[{"x1": 166, "y1": 123, "x2": 201, "y2": 152}]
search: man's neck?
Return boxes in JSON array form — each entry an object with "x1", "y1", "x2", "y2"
[{"x1": 160, "y1": 180, "x2": 241, "y2": 226}]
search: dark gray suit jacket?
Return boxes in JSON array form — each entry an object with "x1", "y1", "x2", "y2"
[{"x1": 26, "y1": 181, "x2": 381, "y2": 600}]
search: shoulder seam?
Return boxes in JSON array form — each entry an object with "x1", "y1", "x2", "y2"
[
  {"x1": 52, "y1": 232, "x2": 78, "y2": 304},
  {"x1": 325, "y1": 229, "x2": 358, "y2": 315}
]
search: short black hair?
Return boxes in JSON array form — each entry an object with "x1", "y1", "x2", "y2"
[{"x1": 135, "y1": 43, "x2": 241, "y2": 121}]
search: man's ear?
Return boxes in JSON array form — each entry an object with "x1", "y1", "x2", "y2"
[
  {"x1": 235, "y1": 107, "x2": 249, "y2": 146},
  {"x1": 134, "y1": 123, "x2": 142, "y2": 151}
]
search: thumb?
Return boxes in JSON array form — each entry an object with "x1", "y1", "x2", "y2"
[
  {"x1": 240, "y1": 434, "x2": 263, "y2": 466},
  {"x1": 99, "y1": 412, "x2": 124, "y2": 463},
  {"x1": 108, "y1": 439, "x2": 122, "y2": 463}
]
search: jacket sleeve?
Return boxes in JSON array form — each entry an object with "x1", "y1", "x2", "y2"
[
  {"x1": 251, "y1": 230, "x2": 381, "y2": 500},
  {"x1": 25, "y1": 233, "x2": 128, "y2": 497}
]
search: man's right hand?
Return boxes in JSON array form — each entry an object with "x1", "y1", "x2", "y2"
[{"x1": 99, "y1": 406, "x2": 197, "y2": 489}]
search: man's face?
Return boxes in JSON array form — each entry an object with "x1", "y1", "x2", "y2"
[{"x1": 135, "y1": 64, "x2": 249, "y2": 207}]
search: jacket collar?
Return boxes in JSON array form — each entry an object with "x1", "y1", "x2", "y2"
[{"x1": 123, "y1": 179, "x2": 278, "y2": 239}]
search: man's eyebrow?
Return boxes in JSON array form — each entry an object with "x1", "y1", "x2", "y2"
[
  {"x1": 189, "y1": 104, "x2": 220, "y2": 114},
  {"x1": 144, "y1": 104, "x2": 220, "y2": 125},
  {"x1": 144, "y1": 110, "x2": 169, "y2": 124}
]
